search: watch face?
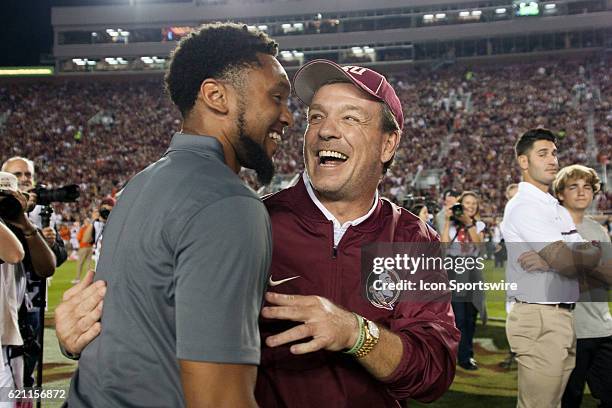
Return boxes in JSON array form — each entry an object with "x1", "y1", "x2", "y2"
[{"x1": 368, "y1": 321, "x2": 380, "y2": 339}]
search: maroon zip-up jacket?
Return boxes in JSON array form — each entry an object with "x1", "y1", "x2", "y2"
[{"x1": 255, "y1": 177, "x2": 460, "y2": 408}]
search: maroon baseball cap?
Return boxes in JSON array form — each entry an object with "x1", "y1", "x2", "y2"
[
  {"x1": 293, "y1": 59, "x2": 404, "y2": 130},
  {"x1": 101, "y1": 196, "x2": 116, "y2": 207}
]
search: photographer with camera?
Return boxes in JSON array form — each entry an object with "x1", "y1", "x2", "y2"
[
  {"x1": 1, "y1": 157, "x2": 69, "y2": 264},
  {"x1": 0, "y1": 171, "x2": 50, "y2": 401},
  {"x1": 83, "y1": 197, "x2": 115, "y2": 269},
  {"x1": 1, "y1": 156, "x2": 74, "y2": 391},
  {"x1": 0, "y1": 160, "x2": 57, "y2": 278},
  {"x1": 440, "y1": 191, "x2": 487, "y2": 371}
]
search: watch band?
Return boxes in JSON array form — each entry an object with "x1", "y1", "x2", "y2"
[
  {"x1": 344, "y1": 313, "x2": 365, "y2": 355},
  {"x1": 354, "y1": 319, "x2": 380, "y2": 359}
]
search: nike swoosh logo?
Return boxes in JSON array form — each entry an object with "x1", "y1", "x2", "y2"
[{"x1": 268, "y1": 275, "x2": 301, "y2": 287}]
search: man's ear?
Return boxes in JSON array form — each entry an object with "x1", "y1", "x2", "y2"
[
  {"x1": 197, "y1": 79, "x2": 230, "y2": 115},
  {"x1": 517, "y1": 154, "x2": 529, "y2": 172},
  {"x1": 381, "y1": 130, "x2": 401, "y2": 164},
  {"x1": 556, "y1": 191, "x2": 564, "y2": 203}
]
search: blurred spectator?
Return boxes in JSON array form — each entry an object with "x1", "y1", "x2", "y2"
[
  {"x1": 74, "y1": 219, "x2": 93, "y2": 283},
  {"x1": 440, "y1": 191, "x2": 488, "y2": 371}
]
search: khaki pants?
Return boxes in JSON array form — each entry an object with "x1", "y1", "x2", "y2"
[
  {"x1": 76, "y1": 246, "x2": 93, "y2": 280},
  {"x1": 506, "y1": 303, "x2": 576, "y2": 408}
]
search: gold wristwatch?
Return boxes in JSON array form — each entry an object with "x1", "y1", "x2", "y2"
[{"x1": 354, "y1": 318, "x2": 380, "y2": 358}]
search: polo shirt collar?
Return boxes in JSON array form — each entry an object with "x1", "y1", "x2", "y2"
[
  {"x1": 302, "y1": 172, "x2": 378, "y2": 228},
  {"x1": 164, "y1": 132, "x2": 225, "y2": 163},
  {"x1": 518, "y1": 181, "x2": 558, "y2": 206}
]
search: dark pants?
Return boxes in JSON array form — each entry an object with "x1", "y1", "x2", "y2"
[
  {"x1": 23, "y1": 309, "x2": 41, "y2": 387},
  {"x1": 494, "y1": 255, "x2": 505, "y2": 268},
  {"x1": 562, "y1": 336, "x2": 612, "y2": 408},
  {"x1": 452, "y1": 301, "x2": 478, "y2": 364}
]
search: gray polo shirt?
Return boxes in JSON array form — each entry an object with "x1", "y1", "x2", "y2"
[
  {"x1": 67, "y1": 133, "x2": 272, "y2": 407},
  {"x1": 574, "y1": 217, "x2": 612, "y2": 339}
]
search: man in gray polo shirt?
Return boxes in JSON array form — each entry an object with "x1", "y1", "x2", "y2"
[{"x1": 61, "y1": 23, "x2": 293, "y2": 407}]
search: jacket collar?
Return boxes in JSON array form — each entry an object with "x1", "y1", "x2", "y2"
[{"x1": 285, "y1": 173, "x2": 386, "y2": 233}]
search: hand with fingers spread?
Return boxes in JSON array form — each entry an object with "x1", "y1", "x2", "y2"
[
  {"x1": 261, "y1": 292, "x2": 359, "y2": 354},
  {"x1": 55, "y1": 270, "x2": 107, "y2": 356},
  {"x1": 518, "y1": 250, "x2": 550, "y2": 272}
]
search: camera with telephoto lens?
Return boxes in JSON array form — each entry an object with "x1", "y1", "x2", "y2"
[
  {"x1": 450, "y1": 202, "x2": 464, "y2": 224},
  {"x1": 99, "y1": 208, "x2": 111, "y2": 220},
  {"x1": 33, "y1": 184, "x2": 80, "y2": 206},
  {"x1": 0, "y1": 190, "x2": 28, "y2": 220}
]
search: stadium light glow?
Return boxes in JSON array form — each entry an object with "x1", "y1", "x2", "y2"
[
  {"x1": 423, "y1": 14, "x2": 434, "y2": 21},
  {"x1": 91, "y1": 32, "x2": 98, "y2": 37},
  {"x1": 435, "y1": 13, "x2": 446, "y2": 19},
  {"x1": 0, "y1": 67, "x2": 54, "y2": 77},
  {"x1": 257, "y1": 25, "x2": 268, "y2": 31},
  {"x1": 495, "y1": 8, "x2": 507, "y2": 14},
  {"x1": 544, "y1": 3, "x2": 556, "y2": 9},
  {"x1": 472, "y1": 10, "x2": 482, "y2": 16},
  {"x1": 87, "y1": 60, "x2": 97, "y2": 66},
  {"x1": 351, "y1": 47, "x2": 364, "y2": 55},
  {"x1": 281, "y1": 23, "x2": 291, "y2": 29},
  {"x1": 459, "y1": 11, "x2": 470, "y2": 17}
]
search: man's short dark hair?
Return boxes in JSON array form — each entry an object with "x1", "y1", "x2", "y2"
[
  {"x1": 164, "y1": 22, "x2": 278, "y2": 118},
  {"x1": 443, "y1": 189, "x2": 460, "y2": 199},
  {"x1": 514, "y1": 128, "x2": 557, "y2": 158}
]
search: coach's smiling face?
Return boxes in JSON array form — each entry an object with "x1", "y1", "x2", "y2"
[{"x1": 303, "y1": 83, "x2": 399, "y2": 203}]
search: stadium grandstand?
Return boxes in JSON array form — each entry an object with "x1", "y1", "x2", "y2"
[{"x1": 2, "y1": 0, "x2": 609, "y2": 223}]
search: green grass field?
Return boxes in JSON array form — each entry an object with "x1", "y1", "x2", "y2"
[{"x1": 41, "y1": 259, "x2": 604, "y2": 407}]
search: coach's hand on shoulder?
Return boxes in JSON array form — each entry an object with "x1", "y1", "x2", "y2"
[
  {"x1": 55, "y1": 270, "x2": 107, "y2": 356},
  {"x1": 262, "y1": 292, "x2": 359, "y2": 354}
]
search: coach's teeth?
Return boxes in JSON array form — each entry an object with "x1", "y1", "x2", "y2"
[
  {"x1": 318, "y1": 150, "x2": 348, "y2": 160},
  {"x1": 268, "y1": 132, "x2": 281, "y2": 142}
]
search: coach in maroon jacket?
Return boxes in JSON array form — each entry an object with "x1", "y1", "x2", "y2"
[{"x1": 256, "y1": 60, "x2": 459, "y2": 407}]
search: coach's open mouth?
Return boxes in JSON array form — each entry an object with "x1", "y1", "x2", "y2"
[{"x1": 318, "y1": 150, "x2": 349, "y2": 167}]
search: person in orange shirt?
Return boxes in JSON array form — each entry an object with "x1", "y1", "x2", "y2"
[{"x1": 74, "y1": 219, "x2": 92, "y2": 284}]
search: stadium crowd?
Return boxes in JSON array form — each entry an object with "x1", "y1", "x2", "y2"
[{"x1": 0, "y1": 58, "x2": 609, "y2": 231}]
